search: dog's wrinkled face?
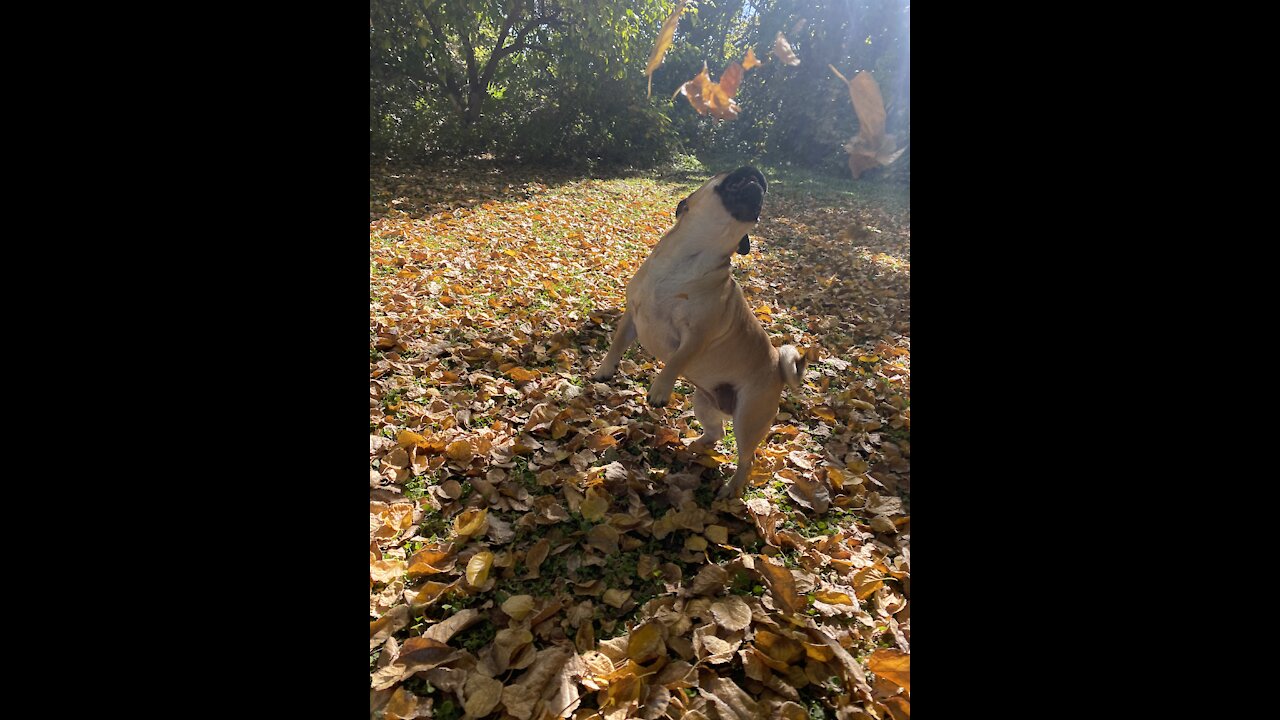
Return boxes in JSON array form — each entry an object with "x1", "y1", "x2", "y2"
[{"x1": 673, "y1": 166, "x2": 767, "y2": 256}]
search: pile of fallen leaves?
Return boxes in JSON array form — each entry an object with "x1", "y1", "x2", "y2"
[{"x1": 371, "y1": 164, "x2": 909, "y2": 720}]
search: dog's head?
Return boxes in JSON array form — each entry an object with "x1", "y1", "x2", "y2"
[{"x1": 672, "y1": 166, "x2": 767, "y2": 256}]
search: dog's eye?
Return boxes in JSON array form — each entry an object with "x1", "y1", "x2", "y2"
[{"x1": 675, "y1": 199, "x2": 688, "y2": 218}]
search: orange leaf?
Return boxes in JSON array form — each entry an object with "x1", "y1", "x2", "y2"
[{"x1": 868, "y1": 649, "x2": 910, "y2": 692}]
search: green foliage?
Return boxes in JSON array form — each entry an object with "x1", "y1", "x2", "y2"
[{"x1": 371, "y1": 0, "x2": 909, "y2": 176}]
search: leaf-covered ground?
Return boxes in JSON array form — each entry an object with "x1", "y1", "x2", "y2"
[{"x1": 370, "y1": 159, "x2": 910, "y2": 720}]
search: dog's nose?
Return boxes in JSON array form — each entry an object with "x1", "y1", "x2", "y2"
[{"x1": 717, "y1": 166, "x2": 767, "y2": 222}]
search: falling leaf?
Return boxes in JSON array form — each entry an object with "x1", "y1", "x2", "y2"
[
  {"x1": 773, "y1": 32, "x2": 801, "y2": 65},
  {"x1": 830, "y1": 66, "x2": 905, "y2": 179},
  {"x1": 673, "y1": 62, "x2": 745, "y2": 121},
  {"x1": 466, "y1": 551, "x2": 494, "y2": 587},
  {"x1": 741, "y1": 47, "x2": 760, "y2": 70},
  {"x1": 646, "y1": 0, "x2": 688, "y2": 97},
  {"x1": 868, "y1": 648, "x2": 910, "y2": 692}
]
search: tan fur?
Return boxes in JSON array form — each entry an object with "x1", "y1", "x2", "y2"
[{"x1": 593, "y1": 172, "x2": 805, "y2": 499}]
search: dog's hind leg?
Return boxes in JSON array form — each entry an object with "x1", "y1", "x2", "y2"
[
  {"x1": 593, "y1": 310, "x2": 637, "y2": 381},
  {"x1": 717, "y1": 389, "x2": 779, "y2": 499},
  {"x1": 689, "y1": 389, "x2": 728, "y2": 453}
]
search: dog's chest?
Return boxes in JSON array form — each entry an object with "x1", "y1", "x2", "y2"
[{"x1": 627, "y1": 264, "x2": 704, "y2": 360}]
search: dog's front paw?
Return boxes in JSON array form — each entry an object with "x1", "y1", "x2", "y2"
[
  {"x1": 647, "y1": 385, "x2": 671, "y2": 408},
  {"x1": 592, "y1": 368, "x2": 615, "y2": 382}
]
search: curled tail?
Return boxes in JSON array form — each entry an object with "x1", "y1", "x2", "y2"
[{"x1": 778, "y1": 345, "x2": 808, "y2": 389}]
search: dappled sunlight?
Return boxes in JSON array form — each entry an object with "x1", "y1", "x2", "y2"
[{"x1": 370, "y1": 162, "x2": 910, "y2": 720}]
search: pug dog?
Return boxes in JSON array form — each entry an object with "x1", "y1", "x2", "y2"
[{"x1": 593, "y1": 167, "x2": 807, "y2": 499}]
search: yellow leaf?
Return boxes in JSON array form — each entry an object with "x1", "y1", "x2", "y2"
[
  {"x1": 646, "y1": 0, "x2": 688, "y2": 96},
  {"x1": 502, "y1": 594, "x2": 536, "y2": 620},
  {"x1": 811, "y1": 405, "x2": 837, "y2": 423},
  {"x1": 814, "y1": 590, "x2": 855, "y2": 606},
  {"x1": 446, "y1": 439, "x2": 473, "y2": 463},
  {"x1": 466, "y1": 551, "x2": 494, "y2": 587},
  {"x1": 453, "y1": 508, "x2": 489, "y2": 538},
  {"x1": 396, "y1": 430, "x2": 427, "y2": 448},
  {"x1": 627, "y1": 621, "x2": 666, "y2": 662},
  {"x1": 859, "y1": 355, "x2": 881, "y2": 363}
]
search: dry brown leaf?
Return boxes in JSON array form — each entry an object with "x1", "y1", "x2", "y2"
[
  {"x1": 463, "y1": 674, "x2": 504, "y2": 718},
  {"x1": 371, "y1": 558, "x2": 407, "y2": 584},
  {"x1": 502, "y1": 646, "x2": 572, "y2": 720},
  {"x1": 830, "y1": 66, "x2": 905, "y2": 178},
  {"x1": 705, "y1": 524, "x2": 729, "y2": 544},
  {"x1": 407, "y1": 579, "x2": 456, "y2": 608},
  {"x1": 494, "y1": 627, "x2": 535, "y2": 673},
  {"x1": 524, "y1": 537, "x2": 550, "y2": 577},
  {"x1": 423, "y1": 608, "x2": 482, "y2": 644},
  {"x1": 754, "y1": 629, "x2": 805, "y2": 665},
  {"x1": 868, "y1": 649, "x2": 910, "y2": 693},
  {"x1": 580, "y1": 485, "x2": 610, "y2": 521},
  {"x1": 384, "y1": 686, "x2": 431, "y2": 720},
  {"x1": 646, "y1": 0, "x2": 688, "y2": 97},
  {"x1": 690, "y1": 563, "x2": 730, "y2": 595},
  {"x1": 882, "y1": 695, "x2": 911, "y2": 720},
  {"x1": 758, "y1": 555, "x2": 804, "y2": 616},
  {"x1": 502, "y1": 594, "x2": 536, "y2": 620},
  {"x1": 370, "y1": 604, "x2": 410, "y2": 651},
  {"x1": 742, "y1": 46, "x2": 760, "y2": 70},
  {"x1": 604, "y1": 587, "x2": 632, "y2": 608},
  {"x1": 627, "y1": 621, "x2": 666, "y2": 663},
  {"x1": 587, "y1": 523, "x2": 621, "y2": 555},
  {"x1": 406, "y1": 544, "x2": 456, "y2": 578},
  {"x1": 710, "y1": 595, "x2": 752, "y2": 632}
]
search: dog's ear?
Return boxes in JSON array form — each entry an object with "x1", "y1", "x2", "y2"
[{"x1": 737, "y1": 234, "x2": 750, "y2": 255}]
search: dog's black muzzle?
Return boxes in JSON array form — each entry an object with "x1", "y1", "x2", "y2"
[{"x1": 716, "y1": 166, "x2": 767, "y2": 222}]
